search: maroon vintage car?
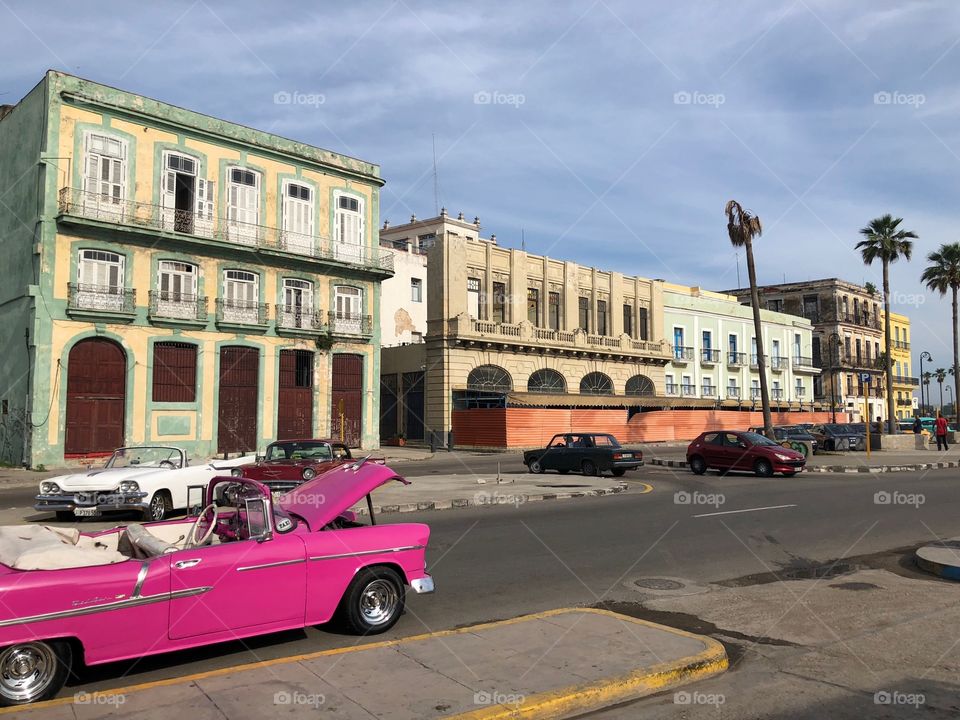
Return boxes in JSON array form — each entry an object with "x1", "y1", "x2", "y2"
[{"x1": 233, "y1": 439, "x2": 353, "y2": 494}]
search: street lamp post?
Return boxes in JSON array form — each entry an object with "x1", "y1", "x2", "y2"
[
  {"x1": 919, "y1": 351, "x2": 932, "y2": 416},
  {"x1": 828, "y1": 332, "x2": 841, "y2": 424},
  {"x1": 947, "y1": 385, "x2": 954, "y2": 417}
]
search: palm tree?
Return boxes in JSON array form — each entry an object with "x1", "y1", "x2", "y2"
[
  {"x1": 726, "y1": 200, "x2": 772, "y2": 435},
  {"x1": 922, "y1": 371, "x2": 933, "y2": 415},
  {"x1": 922, "y1": 242, "x2": 960, "y2": 428},
  {"x1": 857, "y1": 215, "x2": 917, "y2": 433},
  {"x1": 935, "y1": 367, "x2": 947, "y2": 409}
]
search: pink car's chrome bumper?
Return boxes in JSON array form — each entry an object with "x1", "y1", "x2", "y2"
[{"x1": 410, "y1": 574, "x2": 435, "y2": 594}]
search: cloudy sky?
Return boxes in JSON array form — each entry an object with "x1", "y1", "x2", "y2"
[{"x1": 3, "y1": 1, "x2": 958, "y2": 377}]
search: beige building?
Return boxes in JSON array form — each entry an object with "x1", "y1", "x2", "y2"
[
  {"x1": 379, "y1": 222, "x2": 428, "y2": 347},
  {"x1": 724, "y1": 279, "x2": 886, "y2": 422},
  {"x1": 379, "y1": 212, "x2": 673, "y2": 445}
]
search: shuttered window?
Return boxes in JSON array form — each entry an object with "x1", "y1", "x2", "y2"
[{"x1": 153, "y1": 342, "x2": 198, "y2": 402}]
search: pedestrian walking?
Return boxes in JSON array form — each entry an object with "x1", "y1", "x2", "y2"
[
  {"x1": 935, "y1": 413, "x2": 950, "y2": 451},
  {"x1": 912, "y1": 416, "x2": 922, "y2": 434}
]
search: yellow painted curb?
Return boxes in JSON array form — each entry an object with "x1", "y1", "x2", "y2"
[
  {"x1": 446, "y1": 608, "x2": 727, "y2": 719},
  {"x1": 3, "y1": 608, "x2": 726, "y2": 717}
]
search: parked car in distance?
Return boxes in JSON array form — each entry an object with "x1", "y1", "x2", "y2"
[
  {"x1": 523, "y1": 433, "x2": 643, "y2": 477},
  {"x1": 748, "y1": 425, "x2": 819, "y2": 454},
  {"x1": 0, "y1": 461, "x2": 433, "y2": 706},
  {"x1": 687, "y1": 430, "x2": 806, "y2": 477},
  {"x1": 233, "y1": 439, "x2": 353, "y2": 495},
  {"x1": 808, "y1": 423, "x2": 866, "y2": 451},
  {"x1": 33, "y1": 447, "x2": 255, "y2": 522}
]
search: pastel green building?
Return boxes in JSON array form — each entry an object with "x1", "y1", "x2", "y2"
[{"x1": 0, "y1": 72, "x2": 392, "y2": 467}]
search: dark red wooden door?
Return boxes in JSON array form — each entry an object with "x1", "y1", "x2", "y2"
[
  {"x1": 331, "y1": 354, "x2": 363, "y2": 447},
  {"x1": 277, "y1": 349, "x2": 313, "y2": 440},
  {"x1": 217, "y1": 346, "x2": 259, "y2": 454},
  {"x1": 65, "y1": 338, "x2": 126, "y2": 455}
]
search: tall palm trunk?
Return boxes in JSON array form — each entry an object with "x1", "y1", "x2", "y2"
[
  {"x1": 953, "y1": 285, "x2": 960, "y2": 429},
  {"x1": 745, "y1": 237, "x2": 773, "y2": 434},
  {"x1": 882, "y1": 261, "x2": 896, "y2": 433}
]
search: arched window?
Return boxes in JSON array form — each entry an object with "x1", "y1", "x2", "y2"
[
  {"x1": 580, "y1": 372, "x2": 613, "y2": 395},
  {"x1": 528, "y1": 369, "x2": 566, "y2": 394},
  {"x1": 625, "y1": 375, "x2": 655, "y2": 396},
  {"x1": 467, "y1": 365, "x2": 512, "y2": 393}
]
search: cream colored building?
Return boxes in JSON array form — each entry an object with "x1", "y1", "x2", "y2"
[{"x1": 379, "y1": 212, "x2": 672, "y2": 445}]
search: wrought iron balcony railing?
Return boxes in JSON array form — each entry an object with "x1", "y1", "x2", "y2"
[
  {"x1": 148, "y1": 291, "x2": 208, "y2": 322},
  {"x1": 727, "y1": 352, "x2": 746, "y2": 367},
  {"x1": 769, "y1": 356, "x2": 789, "y2": 370},
  {"x1": 680, "y1": 384, "x2": 697, "y2": 397},
  {"x1": 701, "y1": 386, "x2": 716, "y2": 398},
  {"x1": 772, "y1": 389, "x2": 785, "y2": 400},
  {"x1": 671, "y1": 346, "x2": 694, "y2": 361},
  {"x1": 215, "y1": 298, "x2": 269, "y2": 326},
  {"x1": 665, "y1": 382, "x2": 680, "y2": 396},
  {"x1": 750, "y1": 387, "x2": 762, "y2": 400},
  {"x1": 749, "y1": 354, "x2": 769, "y2": 369},
  {"x1": 67, "y1": 283, "x2": 135, "y2": 314},
  {"x1": 276, "y1": 305, "x2": 326, "y2": 332},
  {"x1": 726, "y1": 387, "x2": 741, "y2": 399},
  {"x1": 701, "y1": 348, "x2": 720, "y2": 363},
  {"x1": 328, "y1": 311, "x2": 373, "y2": 336},
  {"x1": 792, "y1": 356, "x2": 815, "y2": 368},
  {"x1": 58, "y1": 187, "x2": 394, "y2": 273}
]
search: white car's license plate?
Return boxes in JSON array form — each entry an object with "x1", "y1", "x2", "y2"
[{"x1": 74, "y1": 507, "x2": 101, "y2": 517}]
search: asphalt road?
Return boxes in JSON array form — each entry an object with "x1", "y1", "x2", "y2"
[{"x1": 4, "y1": 464, "x2": 959, "y2": 702}]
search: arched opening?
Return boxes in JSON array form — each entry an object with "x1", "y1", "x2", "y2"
[
  {"x1": 467, "y1": 365, "x2": 513, "y2": 393},
  {"x1": 625, "y1": 374, "x2": 655, "y2": 396},
  {"x1": 65, "y1": 338, "x2": 126, "y2": 454},
  {"x1": 580, "y1": 372, "x2": 614, "y2": 395},
  {"x1": 528, "y1": 368, "x2": 567, "y2": 394}
]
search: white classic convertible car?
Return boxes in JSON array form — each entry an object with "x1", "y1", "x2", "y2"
[{"x1": 34, "y1": 446, "x2": 255, "y2": 521}]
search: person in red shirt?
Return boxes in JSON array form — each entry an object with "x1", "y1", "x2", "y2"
[{"x1": 935, "y1": 413, "x2": 950, "y2": 451}]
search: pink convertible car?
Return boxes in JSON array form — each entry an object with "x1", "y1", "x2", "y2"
[{"x1": 0, "y1": 459, "x2": 433, "y2": 706}]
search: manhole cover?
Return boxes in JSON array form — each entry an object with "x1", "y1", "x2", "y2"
[{"x1": 634, "y1": 578, "x2": 685, "y2": 591}]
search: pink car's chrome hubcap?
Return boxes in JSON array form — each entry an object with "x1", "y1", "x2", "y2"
[
  {"x1": 0, "y1": 643, "x2": 56, "y2": 701},
  {"x1": 360, "y1": 580, "x2": 398, "y2": 625}
]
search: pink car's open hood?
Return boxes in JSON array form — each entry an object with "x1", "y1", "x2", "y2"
[{"x1": 279, "y1": 460, "x2": 409, "y2": 529}]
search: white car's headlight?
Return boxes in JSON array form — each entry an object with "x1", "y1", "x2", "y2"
[
  {"x1": 118, "y1": 481, "x2": 140, "y2": 493},
  {"x1": 40, "y1": 482, "x2": 61, "y2": 495},
  {"x1": 231, "y1": 468, "x2": 244, "y2": 477}
]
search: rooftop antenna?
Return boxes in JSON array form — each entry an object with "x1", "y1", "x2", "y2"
[
  {"x1": 736, "y1": 250, "x2": 741, "y2": 287},
  {"x1": 521, "y1": 228, "x2": 525, "y2": 251},
  {"x1": 432, "y1": 133, "x2": 441, "y2": 216}
]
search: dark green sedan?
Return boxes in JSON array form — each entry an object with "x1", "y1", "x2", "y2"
[{"x1": 523, "y1": 433, "x2": 643, "y2": 477}]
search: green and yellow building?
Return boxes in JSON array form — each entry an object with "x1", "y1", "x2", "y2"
[{"x1": 0, "y1": 72, "x2": 391, "y2": 468}]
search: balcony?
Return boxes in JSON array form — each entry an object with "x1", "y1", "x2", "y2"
[
  {"x1": 893, "y1": 375, "x2": 920, "y2": 386},
  {"x1": 796, "y1": 387, "x2": 806, "y2": 398},
  {"x1": 276, "y1": 305, "x2": 327, "y2": 336},
  {"x1": 792, "y1": 356, "x2": 817, "y2": 371},
  {"x1": 449, "y1": 318, "x2": 671, "y2": 363},
  {"x1": 671, "y1": 346, "x2": 694, "y2": 363},
  {"x1": 750, "y1": 387, "x2": 762, "y2": 400},
  {"x1": 726, "y1": 387, "x2": 741, "y2": 400},
  {"x1": 680, "y1": 384, "x2": 697, "y2": 397},
  {"x1": 215, "y1": 298, "x2": 269, "y2": 330},
  {"x1": 894, "y1": 341, "x2": 911, "y2": 350},
  {"x1": 837, "y1": 311, "x2": 882, "y2": 331},
  {"x1": 769, "y1": 356, "x2": 789, "y2": 372},
  {"x1": 727, "y1": 352, "x2": 746, "y2": 367},
  {"x1": 701, "y1": 348, "x2": 720, "y2": 364},
  {"x1": 57, "y1": 187, "x2": 394, "y2": 275},
  {"x1": 772, "y1": 389, "x2": 785, "y2": 400},
  {"x1": 665, "y1": 383, "x2": 680, "y2": 397},
  {"x1": 67, "y1": 283, "x2": 136, "y2": 322},
  {"x1": 701, "y1": 386, "x2": 717, "y2": 398},
  {"x1": 897, "y1": 398, "x2": 914, "y2": 407},
  {"x1": 749, "y1": 354, "x2": 768, "y2": 370},
  {"x1": 328, "y1": 311, "x2": 373, "y2": 339},
  {"x1": 148, "y1": 291, "x2": 208, "y2": 326}
]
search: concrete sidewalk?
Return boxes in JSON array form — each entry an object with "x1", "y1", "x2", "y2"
[
  {"x1": 13, "y1": 609, "x2": 726, "y2": 720},
  {"x1": 643, "y1": 444, "x2": 960, "y2": 474},
  {"x1": 359, "y1": 473, "x2": 628, "y2": 516}
]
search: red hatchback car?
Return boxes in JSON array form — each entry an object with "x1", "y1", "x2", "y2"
[
  {"x1": 233, "y1": 439, "x2": 353, "y2": 494},
  {"x1": 686, "y1": 430, "x2": 806, "y2": 477}
]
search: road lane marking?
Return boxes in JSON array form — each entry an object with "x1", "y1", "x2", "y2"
[{"x1": 693, "y1": 504, "x2": 797, "y2": 518}]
